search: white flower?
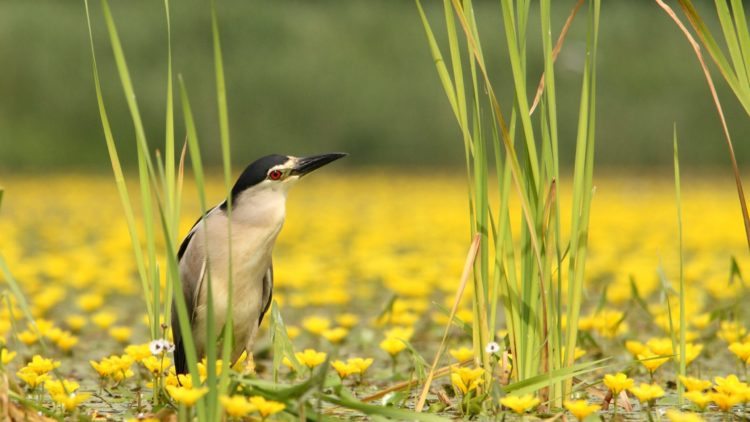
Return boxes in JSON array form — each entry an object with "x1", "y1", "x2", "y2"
[
  {"x1": 149, "y1": 339, "x2": 170, "y2": 355},
  {"x1": 485, "y1": 341, "x2": 501, "y2": 354}
]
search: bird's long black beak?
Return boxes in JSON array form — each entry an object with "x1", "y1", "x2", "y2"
[{"x1": 291, "y1": 152, "x2": 347, "y2": 176}]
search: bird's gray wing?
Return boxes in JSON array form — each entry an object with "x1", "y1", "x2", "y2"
[
  {"x1": 258, "y1": 261, "x2": 273, "y2": 326},
  {"x1": 173, "y1": 205, "x2": 219, "y2": 374}
]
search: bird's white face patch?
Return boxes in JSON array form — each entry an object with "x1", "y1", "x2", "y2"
[{"x1": 263, "y1": 157, "x2": 301, "y2": 193}]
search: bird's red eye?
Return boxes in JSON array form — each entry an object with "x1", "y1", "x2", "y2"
[{"x1": 269, "y1": 170, "x2": 283, "y2": 181}]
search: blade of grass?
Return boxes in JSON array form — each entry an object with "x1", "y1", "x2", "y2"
[
  {"x1": 161, "y1": 0, "x2": 177, "y2": 328},
  {"x1": 326, "y1": 387, "x2": 449, "y2": 422},
  {"x1": 503, "y1": 357, "x2": 611, "y2": 396},
  {"x1": 84, "y1": 0, "x2": 155, "y2": 338},
  {"x1": 362, "y1": 362, "x2": 466, "y2": 403},
  {"x1": 178, "y1": 76, "x2": 213, "y2": 419},
  {"x1": 529, "y1": 0, "x2": 585, "y2": 115},
  {"x1": 209, "y1": 2, "x2": 234, "y2": 416},
  {"x1": 270, "y1": 301, "x2": 306, "y2": 379},
  {"x1": 99, "y1": 0, "x2": 162, "y2": 340},
  {"x1": 673, "y1": 125, "x2": 686, "y2": 404},
  {"x1": 415, "y1": 234, "x2": 480, "y2": 412}
]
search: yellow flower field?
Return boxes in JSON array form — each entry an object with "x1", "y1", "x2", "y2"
[{"x1": 0, "y1": 172, "x2": 749, "y2": 419}]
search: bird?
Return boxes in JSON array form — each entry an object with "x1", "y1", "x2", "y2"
[{"x1": 172, "y1": 152, "x2": 347, "y2": 375}]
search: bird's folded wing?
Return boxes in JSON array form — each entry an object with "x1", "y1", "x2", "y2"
[{"x1": 259, "y1": 262, "x2": 273, "y2": 326}]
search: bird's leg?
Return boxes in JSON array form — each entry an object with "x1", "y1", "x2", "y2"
[
  {"x1": 241, "y1": 326, "x2": 260, "y2": 375},
  {"x1": 243, "y1": 353, "x2": 256, "y2": 375}
]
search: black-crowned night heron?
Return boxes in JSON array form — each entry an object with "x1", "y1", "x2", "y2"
[{"x1": 172, "y1": 153, "x2": 347, "y2": 374}]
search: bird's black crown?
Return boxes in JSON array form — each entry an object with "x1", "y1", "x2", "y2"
[{"x1": 230, "y1": 154, "x2": 289, "y2": 198}]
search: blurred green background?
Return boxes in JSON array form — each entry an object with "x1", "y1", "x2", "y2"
[{"x1": 1, "y1": 0, "x2": 749, "y2": 171}]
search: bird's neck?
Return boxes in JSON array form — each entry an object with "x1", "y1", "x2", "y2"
[{"x1": 231, "y1": 187, "x2": 287, "y2": 229}]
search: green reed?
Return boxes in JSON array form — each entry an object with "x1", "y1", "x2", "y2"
[{"x1": 416, "y1": 0, "x2": 600, "y2": 406}]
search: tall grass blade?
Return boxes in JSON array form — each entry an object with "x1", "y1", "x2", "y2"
[
  {"x1": 416, "y1": 234, "x2": 480, "y2": 412},
  {"x1": 673, "y1": 126, "x2": 686, "y2": 403},
  {"x1": 177, "y1": 76, "x2": 211, "y2": 418},
  {"x1": 83, "y1": 0, "x2": 156, "y2": 338},
  {"x1": 209, "y1": 2, "x2": 234, "y2": 417},
  {"x1": 162, "y1": 0, "x2": 178, "y2": 327},
  {"x1": 529, "y1": 0, "x2": 585, "y2": 115}
]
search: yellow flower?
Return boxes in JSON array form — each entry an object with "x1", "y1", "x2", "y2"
[
  {"x1": 55, "y1": 332, "x2": 78, "y2": 352},
  {"x1": 714, "y1": 374, "x2": 748, "y2": 395},
  {"x1": 336, "y1": 313, "x2": 359, "y2": 328},
  {"x1": 294, "y1": 349, "x2": 326, "y2": 369},
  {"x1": 286, "y1": 325, "x2": 301, "y2": 340},
  {"x1": 321, "y1": 327, "x2": 348, "y2": 344},
  {"x1": 16, "y1": 368, "x2": 49, "y2": 388},
  {"x1": 91, "y1": 311, "x2": 117, "y2": 329},
  {"x1": 331, "y1": 360, "x2": 358, "y2": 379},
  {"x1": 379, "y1": 337, "x2": 406, "y2": 356},
  {"x1": 282, "y1": 356, "x2": 298, "y2": 371},
  {"x1": 684, "y1": 391, "x2": 711, "y2": 410},
  {"x1": 690, "y1": 313, "x2": 711, "y2": 330},
  {"x1": 220, "y1": 395, "x2": 256, "y2": 418},
  {"x1": 17, "y1": 330, "x2": 38, "y2": 345},
  {"x1": 167, "y1": 374, "x2": 194, "y2": 389},
  {"x1": 563, "y1": 400, "x2": 600, "y2": 421},
  {"x1": 45, "y1": 327, "x2": 64, "y2": 342},
  {"x1": 34, "y1": 319, "x2": 55, "y2": 336},
  {"x1": 384, "y1": 326, "x2": 413, "y2": 341},
  {"x1": 637, "y1": 351, "x2": 669, "y2": 373},
  {"x1": 729, "y1": 342, "x2": 750, "y2": 362},
  {"x1": 166, "y1": 385, "x2": 208, "y2": 406},
  {"x1": 64, "y1": 314, "x2": 87, "y2": 332},
  {"x1": 90, "y1": 355, "x2": 135, "y2": 381},
  {"x1": 90, "y1": 359, "x2": 111, "y2": 377},
  {"x1": 248, "y1": 396, "x2": 285, "y2": 418},
  {"x1": 718, "y1": 321, "x2": 747, "y2": 343},
  {"x1": 628, "y1": 383, "x2": 665, "y2": 403},
  {"x1": 302, "y1": 315, "x2": 330, "y2": 335},
  {"x1": 500, "y1": 394, "x2": 540, "y2": 414},
  {"x1": 197, "y1": 358, "x2": 223, "y2": 381},
  {"x1": 52, "y1": 392, "x2": 91, "y2": 411},
  {"x1": 109, "y1": 326, "x2": 132, "y2": 343},
  {"x1": 603, "y1": 373, "x2": 634, "y2": 394},
  {"x1": 677, "y1": 343, "x2": 703, "y2": 366},
  {"x1": 347, "y1": 357, "x2": 373, "y2": 375},
  {"x1": 665, "y1": 409, "x2": 705, "y2": 422},
  {"x1": 449, "y1": 346, "x2": 474, "y2": 362},
  {"x1": 709, "y1": 392, "x2": 743, "y2": 411},
  {"x1": 125, "y1": 343, "x2": 152, "y2": 362},
  {"x1": 450, "y1": 367, "x2": 483, "y2": 395},
  {"x1": 1, "y1": 349, "x2": 16, "y2": 365},
  {"x1": 77, "y1": 293, "x2": 104, "y2": 312},
  {"x1": 44, "y1": 379, "x2": 79, "y2": 396},
  {"x1": 142, "y1": 356, "x2": 171, "y2": 375},
  {"x1": 646, "y1": 337, "x2": 673, "y2": 355},
  {"x1": 25, "y1": 355, "x2": 61, "y2": 374},
  {"x1": 678, "y1": 375, "x2": 711, "y2": 392}
]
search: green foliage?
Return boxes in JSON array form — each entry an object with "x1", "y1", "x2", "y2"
[
  {"x1": 416, "y1": 0, "x2": 600, "y2": 406},
  {"x1": 4, "y1": 1, "x2": 750, "y2": 170}
]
